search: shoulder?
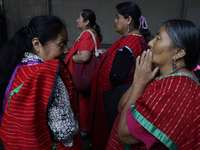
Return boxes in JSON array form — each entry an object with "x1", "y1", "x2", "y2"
[
  {"x1": 80, "y1": 30, "x2": 92, "y2": 38},
  {"x1": 122, "y1": 34, "x2": 143, "y2": 46},
  {"x1": 146, "y1": 74, "x2": 200, "y2": 94}
]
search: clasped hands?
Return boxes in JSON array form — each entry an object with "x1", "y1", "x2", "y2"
[{"x1": 133, "y1": 49, "x2": 159, "y2": 89}]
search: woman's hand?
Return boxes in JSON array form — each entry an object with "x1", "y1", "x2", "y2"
[
  {"x1": 133, "y1": 49, "x2": 159, "y2": 88},
  {"x1": 118, "y1": 50, "x2": 159, "y2": 145}
]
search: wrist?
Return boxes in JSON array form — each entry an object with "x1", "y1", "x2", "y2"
[{"x1": 133, "y1": 82, "x2": 147, "y2": 90}]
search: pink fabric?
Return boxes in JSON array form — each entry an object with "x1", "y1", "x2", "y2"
[
  {"x1": 193, "y1": 65, "x2": 200, "y2": 71},
  {"x1": 191, "y1": 65, "x2": 200, "y2": 75},
  {"x1": 127, "y1": 108, "x2": 169, "y2": 150}
]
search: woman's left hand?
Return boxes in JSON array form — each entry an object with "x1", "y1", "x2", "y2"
[{"x1": 133, "y1": 49, "x2": 159, "y2": 88}]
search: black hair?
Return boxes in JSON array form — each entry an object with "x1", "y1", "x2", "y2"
[
  {"x1": 0, "y1": 15, "x2": 66, "y2": 108},
  {"x1": 163, "y1": 19, "x2": 200, "y2": 75},
  {"x1": 116, "y1": 2, "x2": 153, "y2": 44},
  {"x1": 81, "y1": 9, "x2": 102, "y2": 42}
]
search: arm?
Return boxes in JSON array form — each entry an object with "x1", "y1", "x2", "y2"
[
  {"x1": 117, "y1": 50, "x2": 159, "y2": 145},
  {"x1": 72, "y1": 50, "x2": 92, "y2": 63},
  {"x1": 72, "y1": 31, "x2": 94, "y2": 64}
]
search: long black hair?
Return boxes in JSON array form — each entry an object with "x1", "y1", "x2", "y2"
[
  {"x1": 116, "y1": 2, "x2": 153, "y2": 43},
  {"x1": 0, "y1": 15, "x2": 66, "y2": 107},
  {"x1": 81, "y1": 9, "x2": 102, "y2": 42},
  {"x1": 164, "y1": 19, "x2": 200, "y2": 79}
]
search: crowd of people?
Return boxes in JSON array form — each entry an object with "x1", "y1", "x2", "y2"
[{"x1": 0, "y1": 1, "x2": 200, "y2": 150}]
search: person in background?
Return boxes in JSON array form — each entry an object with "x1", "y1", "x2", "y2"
[
  {"x1": 0, "y1": 15, "x2": 82, "y2": 150},
  {"x1": 65, "y1": 9, "x2": 102, "y2": 139},
  {"x1": 107, "y1": 19, "x2": 200, "y2": 150},
  {"x1": 89, "y1": 2, "x2": 153, "y2": 150}
]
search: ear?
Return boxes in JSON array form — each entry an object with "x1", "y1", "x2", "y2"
[
  {"x1": 127, "y1": 16, "x2": 132, "y2": 25},
  {"x1": 85, "y1": 20, "x2": 90, "y2": 26},
  {"x1": 32, "y1": 38, "x2": 42, "y2": 53},
  {"x1": 173, "y1": 48, "x2": 186, "y2": 60}
]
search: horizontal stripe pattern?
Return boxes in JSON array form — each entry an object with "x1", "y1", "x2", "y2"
[{"x1": 0, "y1": 60, "x2": 82, "y2": 150}]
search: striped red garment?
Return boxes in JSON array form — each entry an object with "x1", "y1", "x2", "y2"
[
  {"x1": 107, "y1": 74, "x2": 200, "y2": 150},
  {"x1": 65, "y1": 30, "x2": 101, "y2": 131},
  {"x1": 89, "y1": 34, "x2": 146, "y2": 150},
  {"x1": 0, "y1": 60, "x2": 82, "y2": 150},
  {"x1": 134, "y1": 74, "x2": 200, "y2": 149}
]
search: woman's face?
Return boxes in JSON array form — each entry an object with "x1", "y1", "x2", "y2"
[
  {"x1": 148, "y1": 25, "x2": 175, "y2": 70},
  {"x1": 39, "y1": 28, "x2": 69, "y2": 61},
  {"x1": 114, "y1": 12, "x2": 128, "y2": 36},
  {"x1": 76, "y1": 12, "x2": 86, "y2": 30}
]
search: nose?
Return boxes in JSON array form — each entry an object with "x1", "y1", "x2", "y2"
[
  {"x1": 114, "y1": 18, "x2": 117, "y2": 23},
  {"x1": 64, "y1": 47, "x2": 69, "y2": 54},
  {"x1": 148, "y1": 38, "x2": 154, "y2": 48}
]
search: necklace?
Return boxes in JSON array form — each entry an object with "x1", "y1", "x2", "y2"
[
  {"x1": 132, "y1": 33, "x2": 142, "y2": 37},
  {"x1": 88, "y1": 29, "x2": 96, "y2": 33}
]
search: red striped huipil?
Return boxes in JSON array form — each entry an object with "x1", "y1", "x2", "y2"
[
  {"x1": 0, "y1": 59, "x2": 82, "y2": 150},
  {"x1": 65, "y1": 30, "x2": 101, "y2": 131},
  {"x1": 89, "y1": 34, "x2": 146, "y2": 150},
  {"x1": 106, "y1": 73, "x2": 200, "y2": 150}
]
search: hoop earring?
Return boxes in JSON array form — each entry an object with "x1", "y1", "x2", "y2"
[
  {"x1": 171, "y1": 59, "x2": 177, "y2": 73},
  {"x1": 128, "y1": 25, "x2": 130, "y2": 32}
]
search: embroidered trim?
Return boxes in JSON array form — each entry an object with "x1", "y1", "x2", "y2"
[
  {"x1": 124, "y1": 145, "x2": 131, "y2": 150},
  {"x1": 7, "y1": 83, "x2": 24, "y2": 110},
  {"x1": 132, "y1": 33, "x2": 143, "y2": 37},
  {"x1": 0, "y1": 61, "x2": 42, "y2": 125},
  {"x1": 120, "y1": 46, "x2": 136, "y2": 76},
  {"x1": 52, "y1": 138, "x2": 57, "y2": 150},
  {"x1": 155, "y1": 72, "x2": 200, "y2": 85},
  {"x1": 131, "y1": 104, "x2": 178, "y2": 150},
  {"x1": 76, "y1": 30, "x2": 97, "y2": 41}
]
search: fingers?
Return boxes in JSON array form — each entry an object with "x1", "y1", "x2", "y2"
[
  {"x1": 146, "y1": 49, "x2": 153, "y2": 69},
  {"x1": 136, "y1": 55, "x2": 140, "y2": 68},
  {"x1": 136, "y1": 49, "x2": 152, "y2": 70},
  {"x1": 140, "y1": 51, "x2": 146, "y2": 66}
]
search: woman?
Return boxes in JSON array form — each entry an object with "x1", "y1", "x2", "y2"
[
  {"x1": 89, "y1": 2, "x2": 152, "y2": 150},
  {"x1": 65, "y1": 9, "x2": 102, "y2": 138},
  {"x1": 0, "y1": 15, "x2": 82, "y2": 150},
  {"x1": 107, "y1": 19, "x2": 200, "y2": 150}
]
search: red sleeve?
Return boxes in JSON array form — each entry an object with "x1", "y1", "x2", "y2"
[{"x1": 78, "y1": 31, "x2": 95, "y2": 52}]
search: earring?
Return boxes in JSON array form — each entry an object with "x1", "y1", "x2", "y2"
[
  {"x1": 128, "y1": 25, "x2": 130, "y2": 32},
  {"x1": 171, "y1": 59, "x2": 177, "y2": 73}
]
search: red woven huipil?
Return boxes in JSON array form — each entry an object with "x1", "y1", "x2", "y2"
[
  {"x1": 89, "y1": 34, "x2": 146, "y2": 150},
  {"x1": 0, "y1": 60, "x2": 82, "y2": 150},
  {"x1": 106, "y1": 73, "x2": 200, "y2": 150},
  {"x1": 65, "y1": 30, "x2": 101, "y2": 131}
]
